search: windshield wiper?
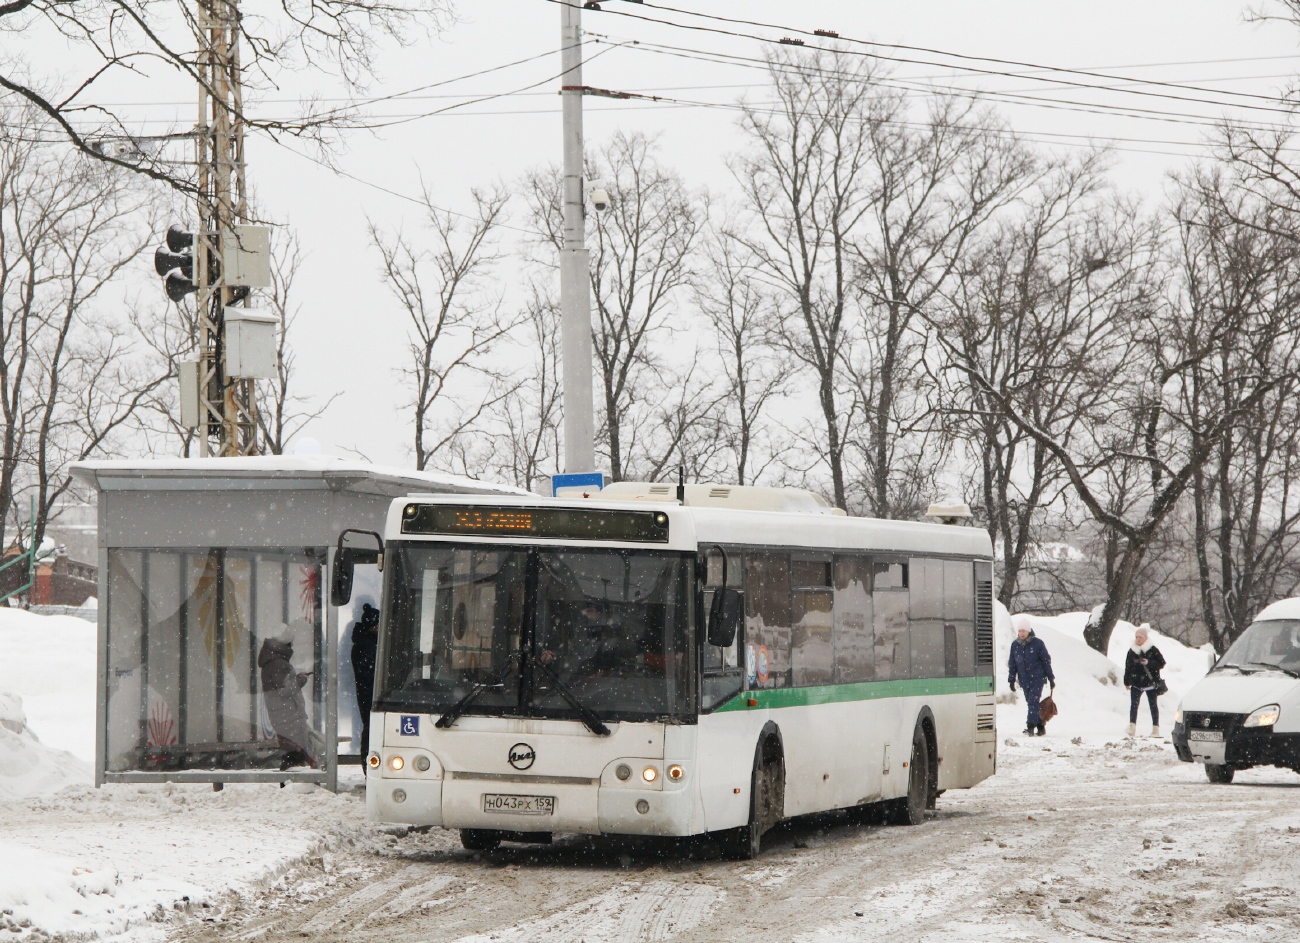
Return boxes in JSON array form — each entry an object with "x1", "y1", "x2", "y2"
[
  {"x1": 1239, "y1": 661, "x2": 1300, "y2": 679},
  {"x1": 530, "y1": 654, "x2": 612, "y2": 736},
  {"x1": 435, "y1": 652, "x2": 521, "y2": 729}
]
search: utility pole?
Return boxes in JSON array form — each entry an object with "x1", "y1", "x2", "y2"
[
  {"x1": 559, "y1": 0, "x2": 596, "y2": 474},
  {"x1": 195, "y1": 0, "x2": 258, "y2": 457}
]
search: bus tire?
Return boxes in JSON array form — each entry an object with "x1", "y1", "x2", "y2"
[
  {"x1": 723, "y1": 733, "x2": 784, "y2": 859},
  {"x1": 1205, "y1": 764, "x2": 1235, "y2": 784},
  {"x1": 460, "y1": 828, "x2": 501, "y2": 851},
  {"x1": 887, "y1": 726, "x2": 930, "y2": 826}
]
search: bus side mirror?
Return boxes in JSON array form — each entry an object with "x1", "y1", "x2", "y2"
[
  {"x1": 708, "y1": 588, "x2": 743, "y2": 648},
  {"x1": 330, "y1": 556, "x2": 355, "y2": 608},
  {"x1": 331, "y1": 529, "x2": 384, "y2": 608}
]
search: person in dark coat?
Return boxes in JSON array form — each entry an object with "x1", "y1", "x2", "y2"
[
  {"x1": 1124, "y1": 625, "x2": 1166, "y2": 738},
  {"x1": 259, "y1": 636, "x2": 317, "y2": 769},
  {"x1": 350, "y1": 603, "x2": 381, "y2": 752},
  {"x1": 1008, "y1": 617, "x2": 1055, "y2": 737}
]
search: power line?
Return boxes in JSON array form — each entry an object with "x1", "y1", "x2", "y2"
[
  {"x1": 539, "y1": 0, "x2": 1300, "y2": 121},
  {"x1": 260, "y1": 134, "x2": 537, "y2": 235},
  {"x1": 577, "y1": 0, "x2": 1300, "y2": 110},
  {"x1": 614, "y1": 37, "x2": 1300, "y2": 138}
]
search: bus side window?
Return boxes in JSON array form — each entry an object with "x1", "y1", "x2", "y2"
[
  {"x1": 909, "y1": 558, "x2": 946, "y2": 678},
  {"x1": 872, "y1": 559, "x2": 910, "y2": 680},
  {"x1": 791, "y1": 556, "x2": 833, "y2": 687},
  {"x1": 943, "y1": 560, "x2": 975, "y2": 676},
  {"x1": 745, "y1": 552, "x2": 792, "y2": 688},
  {"x1": 833, "y1": 555, "x2": 874, "y2": 683},
  {"x1": 701, "y1": 549, "x2": 743, "y2": 711}
]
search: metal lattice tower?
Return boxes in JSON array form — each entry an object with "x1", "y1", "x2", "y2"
[{"x1": 194, "y1": 0, "x2": 259, "y2": 457}]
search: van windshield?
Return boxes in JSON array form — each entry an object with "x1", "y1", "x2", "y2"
[{"x1": 1218, "y1": 619, "x2": 1300, "y2": 674}]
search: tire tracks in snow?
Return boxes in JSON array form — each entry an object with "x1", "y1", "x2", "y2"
[{"x1": 169, "y1": 745, "x2": 1300, "y2": 943}]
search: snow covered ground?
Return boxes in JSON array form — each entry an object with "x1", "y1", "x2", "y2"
[
  {"x1": 0, "y1": 609, "x2": 373, "y2": 941},
  {"x1": 3, "y1": 604, "x2": 1296, "y2": 942}
]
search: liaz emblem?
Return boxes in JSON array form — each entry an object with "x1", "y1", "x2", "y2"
[{"x1": 508, "y1": 742, "x2": 536, "y2": 770}]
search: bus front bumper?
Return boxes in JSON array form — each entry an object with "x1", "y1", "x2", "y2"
[{"x1": 368, "y1": 775, "x2": 697, "y2": 837}]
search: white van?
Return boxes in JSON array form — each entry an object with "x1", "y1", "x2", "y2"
[{"x1": 1173, "y1": 598, "x2": 1300, "y2": 783}]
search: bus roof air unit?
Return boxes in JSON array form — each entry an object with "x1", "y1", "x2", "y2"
[{"x1": 600, "y1": 481, "x2": 845, "y2": 515}]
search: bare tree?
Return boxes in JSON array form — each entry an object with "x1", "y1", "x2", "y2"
[
  {"x1": 732, "y1": 49, "x2": 1036, "y2": 514},
  {"x1": 256, "y1": 232, "x2": 340, "y2": 454},
  {"x1": 695, "y1": 230, "x2": 788, "y2": 485},
  {"x1": 938, "y1": 152, "x2": 1116, "y2": 606},
  {"x1": 1174, "y1": 164, "x2": 1300, "y2": 652},
  {"x1": 730, "y1": 49, "x2": 882, "y2": 509},
  {"x1": 1, "y1": 0, "x2": 452, "y2": 190},
  {"x1": 371, "y1": 186, "x2": 519, "y2": 472},
  {"x1": 849, "y1": 96, "x2": 1038, "y2": 518},
  {"x1": 0, "y1": 103, "x2": 163, "y2": 570},
  {"x1": 526, "y1": 131, "x2": 707, "y2": 482},
  {"x1": 939, "y1": 184, "x2": 1294, "y2": 652},
  {"x1": 473, "y1": 286, "x2": 564, "y2": 492}
]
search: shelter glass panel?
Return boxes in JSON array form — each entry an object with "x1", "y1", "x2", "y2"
[{"x1": 104, "y1": 547, "x2": 325, "y2": 773}]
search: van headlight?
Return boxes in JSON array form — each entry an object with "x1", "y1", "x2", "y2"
[
  {"x1": 1244, "y1": 704, "x2": 1280, "y2": 728},
  {"x1": 1174, "y1": 707, "x2": 1183, "y2": 724}
]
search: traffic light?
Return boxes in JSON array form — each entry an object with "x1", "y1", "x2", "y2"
[{"x1": 154, "y1": 224, "x2": 198, "y2": 301}]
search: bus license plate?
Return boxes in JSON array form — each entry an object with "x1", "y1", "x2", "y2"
[
  {"x1": 1188, "y1": 730, "x2": 1223, "y2": 742},
  {"x1": 482, "y1": 793, "x2": 555, "y2": 816}
]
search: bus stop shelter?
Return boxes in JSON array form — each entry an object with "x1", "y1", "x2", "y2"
[{"x1": 71, "y1": 457, "x2": 526, "y2": 791}]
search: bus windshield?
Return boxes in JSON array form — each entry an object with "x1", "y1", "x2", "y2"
[
  {"x1": 1218, "y1": 619, "x2": 1300, "y2": 674},
  {"x1": 376, "y1": 543, "x2": 695, "y2": 722}
]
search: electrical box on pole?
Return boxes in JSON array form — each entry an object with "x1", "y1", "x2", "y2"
[
  {"x1": 223, "y1": 308, "x2": 278, "y2": 379},
  {"x1": 179, "y1": 361, "x2": 201, "y2": 428},
  {"x1": 221, "y1": 225, "x2": 272, "y2": 288}
]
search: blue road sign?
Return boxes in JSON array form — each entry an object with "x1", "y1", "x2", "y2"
[{"x1": 551, "y1": 472, "x2": 605, "y2": 496}]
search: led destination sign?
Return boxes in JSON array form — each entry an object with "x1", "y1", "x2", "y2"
[{"x1": 400, "y1": 504, "x2": 671, "y2": 543}]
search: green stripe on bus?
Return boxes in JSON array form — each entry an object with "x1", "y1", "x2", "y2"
[{"x1": 715, "y1": 674, "x2": 994, "y2": 712}]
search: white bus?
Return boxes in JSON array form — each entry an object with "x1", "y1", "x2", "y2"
[{"x1": 334, "y1": 484, "x2": 996, "y2": 857}]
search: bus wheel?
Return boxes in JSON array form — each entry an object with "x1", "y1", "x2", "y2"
[
  {"x1": 460, "y1": 829, "x2": 501, "y2": 851},
  {"x1": 888, "y1": 727, "x2": 930, "y2": 826},
  {"x1": 723, "y1": 742, "x2": 784, "y2": 859},
  {"x1": 1205, "y1": 764, "x2": 1235, "y2": 784}
]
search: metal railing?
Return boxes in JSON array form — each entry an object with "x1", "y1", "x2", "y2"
[{"x1": 0, "y1": 499, "x2": 36, "y2": 605}]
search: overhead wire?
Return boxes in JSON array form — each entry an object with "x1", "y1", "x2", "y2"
[
  {"x1": 260, "y1": 134, "x2": 538, "y2": 235},
  {"x1": 611, "y1": 36, "x2": 1300, "y2": 139},
  {"x1": 561, "y1": 0, "x2": 1300, "y2": 113}
]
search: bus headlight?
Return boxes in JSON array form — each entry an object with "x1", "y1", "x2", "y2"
[
  {"x1": 615, "y1": 764, "x2": 632, "y2": 781},
  {"x1": 414, "y1": 755, "x2": 431, "y2": 772},
  {"x1": 642, "y1": 766, "x2": 658, "y2": 783},
  {"x1": 389, "y1": 755, "x2": 405, "y2": 771},
  {"x1": 367, "y1": 752, "x2": 381, "y2": 770},
  {"x1": 667, "y1": 764, "x2": 684, "y2": 782},
  {"x1": 1245, "y1": 704, "x2": 1280, "y2": 728}
]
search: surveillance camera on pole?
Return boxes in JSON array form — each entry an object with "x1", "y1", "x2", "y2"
[{"x1": 589, "y1": 185, "x2": 612, "y2": 212}]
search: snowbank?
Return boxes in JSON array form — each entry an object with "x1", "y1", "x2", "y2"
[
  {"x1": 0, "y1": 606, "x2": 98, "y2": 761},
  {"x1": 996, "y1": 606, "x2": 1214, "y2": 738},
  {"x1": 0, "y1": 607, "x2": 370, "y2": 941},
  {"x1": 0, "y1": 692, "x2": 89, "y2": 801}
]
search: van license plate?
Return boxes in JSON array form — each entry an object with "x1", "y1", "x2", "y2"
[
  {"x1": 482, "y1": 794, "x2": 555, "y2": 815},
  {"x1": 1188, "y1": 730, "x2": 1223, "y2": 742}
]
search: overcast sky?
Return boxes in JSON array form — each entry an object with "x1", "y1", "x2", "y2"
[{"x1": 64, "y1": 1, "x2": 1300, "y2": 468}]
